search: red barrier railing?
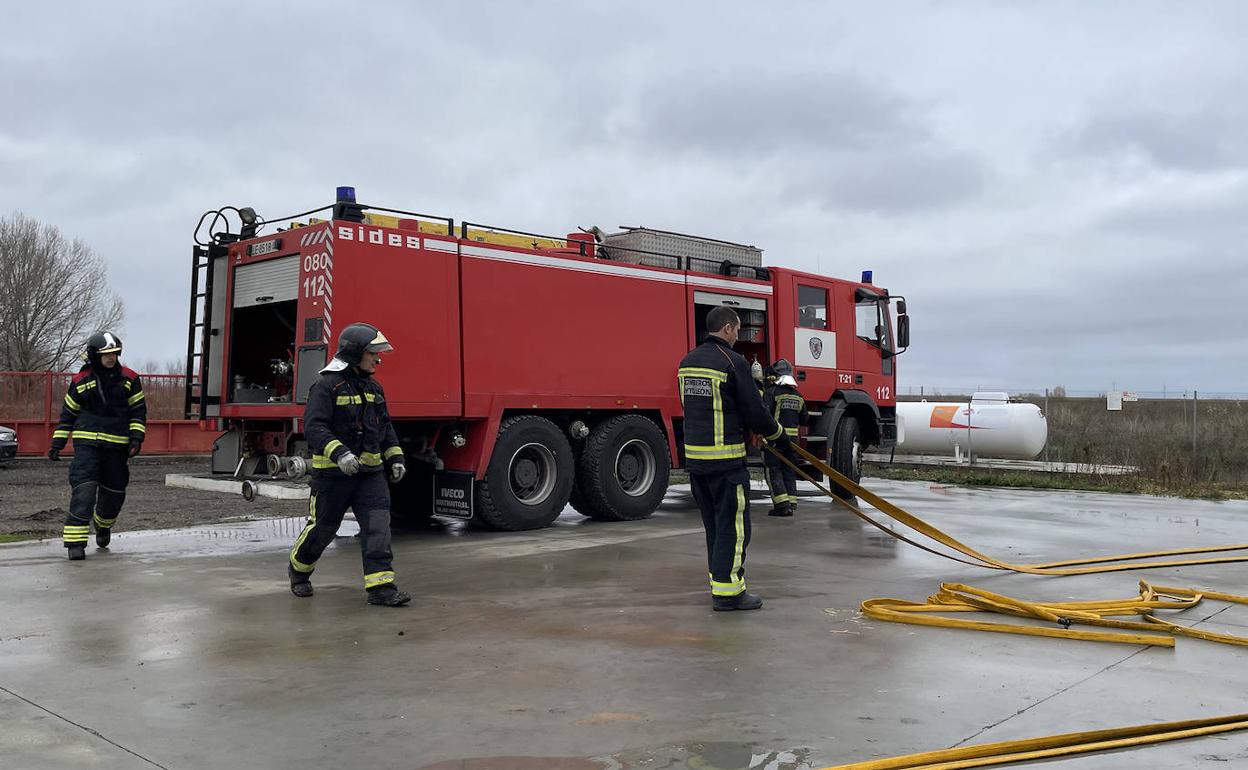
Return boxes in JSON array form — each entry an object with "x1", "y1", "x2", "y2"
[{"x1": 0, "y1": 371, "x2": 218, "y2": 456}]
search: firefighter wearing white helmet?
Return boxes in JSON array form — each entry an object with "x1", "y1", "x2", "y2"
[
  {"x1": 762, "y1": 358, "x2": 809, "y2": 518},
  {"x1": 49, "y1": 331, "x2": 147, "y2": 559},
  {"x1": 288, "y1": 323, "x2": 410, "y2": 606}
]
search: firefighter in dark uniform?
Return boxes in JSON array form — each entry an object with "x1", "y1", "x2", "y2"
[
  {"x1": 763, "y1": 358, "x2": 809, "y2": 517},
  {"x1": 678, "y1": 306, "x2": 787, "y2": 611},
  {"x1": 48, "y1": 332, "x2": 146, "y2": 560},
  {"x1": 287, "y1": 323, "x2": 411, "y2": 607}
]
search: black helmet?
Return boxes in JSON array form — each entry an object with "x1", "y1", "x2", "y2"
[
  {"x1": 772, "y1": 358, "x2": 794, "y2": 377},
  {"x1": 335, "y1": 323, "x2": 393, "y2": 365},
  {"x1": 85, "y1": 331, "x2": 123, "y2": 368}
]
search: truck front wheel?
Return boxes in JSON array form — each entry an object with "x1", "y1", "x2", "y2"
[
  {"x1": 571, "y1": 415, "x2": 671, "y2": 521},
  {"x1": 476, "y1": 416, "x2": 575, "y2": 531},
  {"x1": 829, "y1": 414, "x2": 863, "y2": 501}
]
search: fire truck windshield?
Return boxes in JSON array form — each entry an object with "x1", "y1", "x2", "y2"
[{"x1": 855, "y1": 298, "x2": 893, "y2": 352}]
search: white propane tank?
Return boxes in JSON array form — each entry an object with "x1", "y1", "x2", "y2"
[{"x1": 896, "y1": 392, "x2": 1047, "y2": 460}]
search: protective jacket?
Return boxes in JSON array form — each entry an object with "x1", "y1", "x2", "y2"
[
  {"x1": 764, "y1": 382, "x2": 809, "y2": 438},
  {"x1": 51, "y1": 365, "x2": 146, "y2": 450},
  {"x1": 304, "y1": 364, "x2": 402, "y2": 476},
  {"x1": 678, "y1": 336, "x2": 783, "y2": 473}
]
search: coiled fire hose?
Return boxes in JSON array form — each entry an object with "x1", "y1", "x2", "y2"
[{"x1": 760, "y1": 443, "x2": 1248, "y2": 767}]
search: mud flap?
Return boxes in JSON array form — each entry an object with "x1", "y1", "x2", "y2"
[{"x1": 433, "y1": 469, "x2": 474, "y2": 520}]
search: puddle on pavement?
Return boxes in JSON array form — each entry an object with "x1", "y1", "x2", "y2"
[{"x1": 416, "y1": 743, "x2": 813, "y2": 770}]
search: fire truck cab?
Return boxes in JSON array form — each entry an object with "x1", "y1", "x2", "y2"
[{"x1": 187, "y1": 188, "x2": 909, "y2": 531}]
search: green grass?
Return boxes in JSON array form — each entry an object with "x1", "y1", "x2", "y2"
[{"x1": 0, "y1": 533, "x2": 32, "y2": 543}]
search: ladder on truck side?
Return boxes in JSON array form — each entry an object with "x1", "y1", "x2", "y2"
[{"x1": 183, "y1": 244, "x2": 220, "y2": 420}]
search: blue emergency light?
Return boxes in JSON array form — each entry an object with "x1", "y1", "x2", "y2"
[
  {"x1": 336, "y1": 186, "x2": 356, "y2": 203},
  {"x1": 861, "y1": 270, "x2": 873, "y2": 284}
]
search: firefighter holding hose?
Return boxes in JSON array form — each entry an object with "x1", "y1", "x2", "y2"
[
  {"x1": 287, "y1": 323, "x2": 410, "y2": 606},
  {"x1": 678, "y1": 306, "x2": 787, "y2": 611},
  {"x1": 762, "y1": 358, "x2": 809, "y2": 517}
]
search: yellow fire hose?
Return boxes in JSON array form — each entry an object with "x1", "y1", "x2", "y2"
[
  {"x1": 765, "y1": 442, "x2": 1248, "y2": 575},
  {"x1": 759, "y1": 444, "x2": 1248, "y2": 766},
  {"x1": 817, "y1": 713, "x2": 1248, "y2": 770}
]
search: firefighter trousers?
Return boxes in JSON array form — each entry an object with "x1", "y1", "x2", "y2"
[
  {"x1": 690, "y1": 467, "x2": 751, "y2": 597},
  {"x1": 63, "y1": 443, "x2": 129, "y2": 547},
  {"x1": 764, "y1": 447, "x2": 799, "y2": 508},
  {"x1": 289, "y1": 471, "x2": 396, "y2": 590}
]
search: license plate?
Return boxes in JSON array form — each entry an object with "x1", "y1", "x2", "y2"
[{"x1": 433, "y1": 470, "x2": 474, "y2": 519}]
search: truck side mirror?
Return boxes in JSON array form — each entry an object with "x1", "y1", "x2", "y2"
[
  {"x1": 896, "y1": 299, "x2": 907, "y2": 315},
  {"x1": 897, "y1": 314, "x2": 910, "y2": 349}
]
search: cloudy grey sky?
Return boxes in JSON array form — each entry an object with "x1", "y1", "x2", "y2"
[{"x1": 4, "y1": 1, "x2": 1246, "y2": 395}]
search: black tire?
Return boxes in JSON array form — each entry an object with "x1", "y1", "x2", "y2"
[
  {"x1": 476, "y1": 415, "x2": 575, "y2": 531},
  {"x1": 388, "y1": 463, "x2": 435, "y2": 528},
  {"x1": 571, "y1": 415, "x2": 671, "y2": 521},
  {"x1": 829, "y1": 414, "x2": 863, "y2": 501}
]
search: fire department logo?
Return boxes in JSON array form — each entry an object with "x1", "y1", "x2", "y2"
[{"x1": 809, "y1": 337, "x2": 823, "y2": 360}]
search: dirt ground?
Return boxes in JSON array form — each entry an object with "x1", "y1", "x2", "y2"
[{"x1": 0, "y1": 456, "x2": 304, "y2": 539}]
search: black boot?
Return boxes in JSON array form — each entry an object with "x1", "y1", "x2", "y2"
[
  {"x1": 367, "y1": 584, "x2": 412, "y2": 607},
  {"x1": 67, "y1": 545, "x2": 86, "y2": 561},
  {"x1": 288, "y1": 565, "x2": 313, "y2": 598},
  {"x1": 768, "y1": 504, "x2": 793, "y2": 517},
  {"x1": 96, "y1": 528, "x2": 111, "y2": 548},
  {"x1": 713, "y1": 591, "x2": 763, "y2": 611}
]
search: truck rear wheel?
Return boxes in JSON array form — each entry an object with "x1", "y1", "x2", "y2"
[
  {"x1": 476, "y1": 415, "x2": 574, "y2": 531},
  {"x1": 829, "y1": 414, "x2": 863, "y2": 501},
  {"x1": 571, "y1": 415, "x2": 671, "y2": 521}
]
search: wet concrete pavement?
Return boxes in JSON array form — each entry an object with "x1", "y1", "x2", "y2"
[{"x1": 3, "y1": 479, "x2": 1248, "y2": 769}]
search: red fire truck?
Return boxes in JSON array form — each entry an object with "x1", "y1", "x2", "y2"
[{"x1": 186, "y1": 188, "x2": 909, "y2": 531}]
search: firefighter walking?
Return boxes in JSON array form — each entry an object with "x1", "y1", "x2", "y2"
[
  {"x1": 678, "y1": 306, "x2": 787, "y2": 611},
  {"x1": 48, "y1": 332, "x2": 146, "y2": 560},
  {"x1": 762, "y1": 359, "x2": 809, "y2": 517},
  {"x1": 288, "y1": 323, "x2": 411, "y2": 607}
]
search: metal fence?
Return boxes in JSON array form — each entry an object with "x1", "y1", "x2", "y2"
[{"x1": 0, "y1": 371, "x2": 213, "y2": 456}]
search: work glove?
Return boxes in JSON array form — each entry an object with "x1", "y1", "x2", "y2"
[
  {"x1": 389, "y1": 461, "x2": 406, "y2": 483},
  {"x1": 767, "y1": 432, "x2": 791, "y2": 450},
  {"x1": 129, "y1": 440, "x2": 142, "y2": 458},
  {"x1": 48, "y1": 446, "x2": 61, "y2": 461},
  {"x1": 336, "y1": 451, "x2": 361, "y2": 476}
]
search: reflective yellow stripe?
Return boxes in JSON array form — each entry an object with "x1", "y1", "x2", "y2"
[
  {"x1": 730, "y1": 481, "x2": 746, "y2": 588},
  {"x1": 359, "y1": 452, "x2": 382, "y2": 466},
  {"x1": 383, "y1": 446, "x2": 403, "y2": 460},
  {"x1": 53, "y1": 430, "x2": 71, "y2": 439},
  {"x1": 684, "y1": 443, "x2": 746, "y2": 460},
  {"x1": 335, "y1": 395, "x2": 362, "y2": 405},
  {"x1": 92, "y1": 513, "x2": 116, "y2": 528},
  {"x1": 77, "y1": 380, "x2": 98, "y2": 392},
  {"x1": 784, "y1": 427, "x2": 800, "y2": 436},
  {"x1": 64, "y1": 394, "x2": 81, "y2": 411},
  {"x1": 364, "y1": 571, "x2": 395, "y2": 589},
  {"x1": 70, "y1": 430, "x2": 129, "y2": 445},
  {"x1": 63, "y1": 524, "x2": 90, "y2": 543},
  {"x1": 127, "y1": 391, "x2": 145, "y2": 406},
  {"x1": 323, "y1": 439, "x2": 344, "y2": 457},
  {"x1": 364, "y1": 393, "x2": 377, "y2": 403},
  {"x1": 678, "y1": 367, "x2": 728, "y2": 381},
  {"x1": 129, "y1": 423, "x2": 146, "y2": 433},
  {"x1": 712, "y1": 374, "x2": 724, "y2": 447},
  {"x1": 289, "y1": 493, "x2": 318, "y2": 572},
  {"x1": 764, "y1": 423, "x2": 785, "y2": 441},
  {"x1": 311, "y1": 455, "x2": 336, "y2": 469}
]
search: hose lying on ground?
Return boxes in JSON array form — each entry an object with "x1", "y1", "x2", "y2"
[{"x1": 765, "y1": 442, "x2": 1248, "y2": 575}]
